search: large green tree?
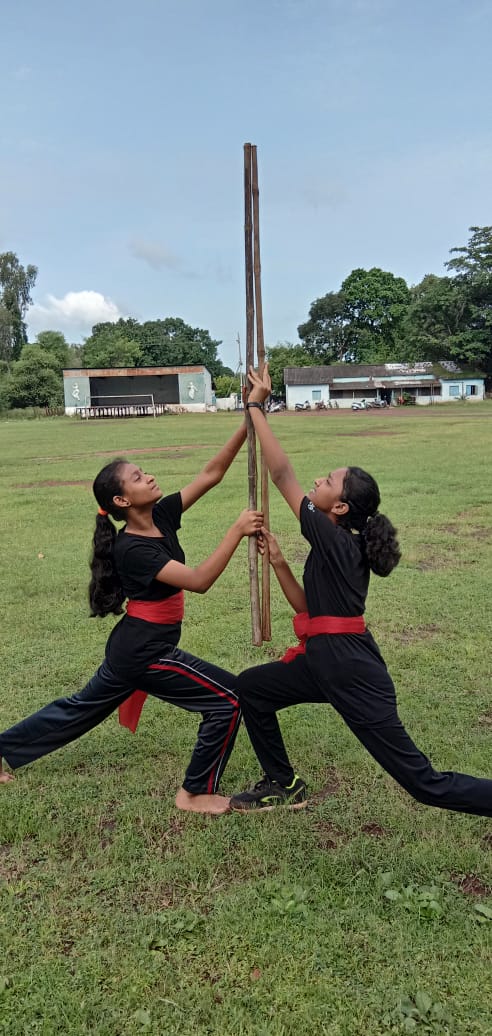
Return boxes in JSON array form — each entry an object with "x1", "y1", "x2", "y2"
[
  {"x1": 402, "y1": 228, "x2": 492, "y2": 371},
  {"x1": 7, "y1": 346, "x2": 63, "y2": 408},
  {"x1": 298, "y1": 270, "x2": 411, "y2": 363},
  {"x1": 446, "y1": 225, "x2": 492, "y2": 277},
  {"x1": 0, "y1": 307, "x2": 14, "y2": 362},
  {"x1": 266, "y1": 343, "x2": 313, "y2": 395},
  {"x1": 35, "y1": 330, "x2": 71, "y2": 372},
  {"x1": 85, "y1": 317, "x2": 229, "y2": 379},
  {"x1": 214, "y1": 374, "x2": 241, "y2": 398},
  {"x1": 81, "y1": 328, "x2": 143, "y2": 368},
  {"x1": 0, "y1": 252, "x2": 38, "y2": 361},
  {"x1": 341, "y1": 268, "x2": 411, "y2": 361},
  {"x1": 297, "y1": 292, "x2": 353, "y2": 362},
  {"x1": 444, "y1": 226, "x2": 492, "y2": 371},
  {"x1": 402, "y1": 275, "x2": 467, "y2": 361}
]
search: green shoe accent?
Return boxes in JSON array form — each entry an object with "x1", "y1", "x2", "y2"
[{"x1": 230, "y1": 775, "x2": 307, "y2": 812}]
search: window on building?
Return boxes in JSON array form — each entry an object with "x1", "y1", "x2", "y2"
[
  {"x1": 466, "y1": 384, "x2": 477, "y2": 396},
  {"x1": 312, "y1": 389, "x2": 321, "y2": 401},
  {"x1": 448, "y1": 384, "x2": 460, "y2": 397}
]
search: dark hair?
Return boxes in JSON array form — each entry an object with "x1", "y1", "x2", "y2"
[
  {"x1": 88, "y1": 459, "x2": 128, "y2": 617},
  {"x1": 340, "y1": 466, "x2": 401, "y2": 577}
]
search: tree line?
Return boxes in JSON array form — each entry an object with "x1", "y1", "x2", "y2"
[
  {"x1": 266, "y1": 226, "x2": 492, "y2": 395},
  {"x1": 1, "y1": 225, "x2": 491, "y2": 409}
]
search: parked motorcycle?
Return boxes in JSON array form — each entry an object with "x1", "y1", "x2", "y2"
[
  {"x1": 295, "y1": 401, "x2": 311, "y2": 411},
  {"x1": 268, "y1": 400, "x2": 286, "y2": 412},
  {"x1": 315, "y1": 400, "x2": 327, "y2": 410},
  {"x1": 351, "y1": 399, "x2": 369, "y2": 411}
]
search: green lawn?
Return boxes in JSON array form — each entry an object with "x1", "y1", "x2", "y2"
[{"x1": 0, "y1": 405, "x2": 491, "y2": 1035}]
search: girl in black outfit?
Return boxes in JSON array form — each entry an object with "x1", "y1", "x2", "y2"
[
  {"x1": 0, "y1": 423, "x2": 263, "y2": 815},
  {"x1": 230, "y1": 366, "x2": 492, "y2": 817}
]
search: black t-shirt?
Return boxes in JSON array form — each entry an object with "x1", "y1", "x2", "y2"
[
  {"x1": 300, "y1": 498, "x2": 392, "y2": 713},
  {"x1": 105, "y1": 493, "x2": 186, "y2": 680},
  {"x1": 300, "y1": 496, "x2": 369, "y2": 617},
  {"x1": 298, "y1": 496, "x2": 388, "y2": 676}
]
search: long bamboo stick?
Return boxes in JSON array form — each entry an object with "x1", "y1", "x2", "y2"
[
  {"x1": 251, "y1": 145, "x2": 271, "y2": 641},
  {"x1": 244, "y1": 142, "x2": 262, "y2": 645}
]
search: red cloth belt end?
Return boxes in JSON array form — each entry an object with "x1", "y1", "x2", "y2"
[
  {"x1": 118, "y1": 591, "x2": 185, "y2": 732},
  {"x1": 282, "y1": 611, "x2": 366, "y2": 663},
  {"x1": 119, "y1": 690, "x2": 148, "y2": 733}
]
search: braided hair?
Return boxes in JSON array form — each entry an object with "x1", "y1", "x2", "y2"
[
  {"x1": 339, "y1": 466, "x2": 401, "y2": 577},
  {"x1": 88, "y1": 459, "x2": 128, "y2": 617}
]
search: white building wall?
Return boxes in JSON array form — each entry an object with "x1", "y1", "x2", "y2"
[
  {"x1": 286, "y1": 384, "x2": 329, "y2": 409},
  {"x1": 440, "y1": 379, "x2": 484, "y2": 401}
]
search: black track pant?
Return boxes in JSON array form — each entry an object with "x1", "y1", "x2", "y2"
[
  {"x1": 0, "y1": 648, "x2": 241, "y2": 795},
  {"x1": 236, "y1": 654, "x2": 492, "y2": 817}
]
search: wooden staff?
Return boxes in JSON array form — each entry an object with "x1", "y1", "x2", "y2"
[
  {"x1": 244, "y1": 143, "x2": 262, "y2": 645},
  {"x1": 251, "y1": 145, "x2": 271, "y2": 641}
]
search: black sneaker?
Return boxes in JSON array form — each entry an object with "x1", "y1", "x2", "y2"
[{"x1": 230, "y1": 774, "x2": 307, "y2": 812}]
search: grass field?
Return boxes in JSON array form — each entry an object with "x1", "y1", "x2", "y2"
[{"x1": 0, "y1": 405, "x2": 491, "y2": 1036}]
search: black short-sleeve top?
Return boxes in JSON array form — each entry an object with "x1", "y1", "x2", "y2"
[
  {"x1": 299, "y1": 496, "x2": 369, "y2": 617},
  {"x1": 105, "y1": 493, "x2": 186, "y2": 679}
]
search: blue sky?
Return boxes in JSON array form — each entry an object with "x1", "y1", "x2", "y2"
[{"x1": 2, "y1": 0, "x2": 491, "y2": 370}]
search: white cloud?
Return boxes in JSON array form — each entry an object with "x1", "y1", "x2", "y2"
[
  {"x1": 129, "y1": 237, "x2": 180, "y2": 271},
  {"x1": 28, "y1": 290, "x2": 125, "y2": 339}
]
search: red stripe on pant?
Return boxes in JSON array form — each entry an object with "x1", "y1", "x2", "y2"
[{"x1": 148, "y1": 663, "x2": 240, "y2": 793}]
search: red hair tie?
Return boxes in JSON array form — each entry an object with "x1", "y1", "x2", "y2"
[{"x1": 98, "y1": 507, "x2": 108, "y2": 517}]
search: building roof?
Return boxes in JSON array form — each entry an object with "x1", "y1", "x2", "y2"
[
  {"x1": 284, "y1": 361, "x2": 484, "y2": 385},
  {"x1": 63, "y1": 365, "x2": 210, "y2": 377}
]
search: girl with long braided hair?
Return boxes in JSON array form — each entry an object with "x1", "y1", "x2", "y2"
[
  {"x1": 229, "y1": 366, "x2": 492, "y2": 817},
  {"x1": 0, "y1": 423, "x2": 263, "y2": 815}
]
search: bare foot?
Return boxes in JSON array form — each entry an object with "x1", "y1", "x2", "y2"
[
  {"x1": 175, "y1": 788, "x2": 231, "y2": 815},
  {"x1": 0, "y1": 771, "x2": 14, "y2": 784}
]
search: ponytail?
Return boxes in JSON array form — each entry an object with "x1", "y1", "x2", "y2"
[
  {"x1": 341, "y1": 466, "x2": 401, "y2": 578},
  {"x1": 362, "y1": 513, "x2": 401, "y2": 577},
  {"x1": 88, "y1": 459, "x2": 127, "y2": 617}
]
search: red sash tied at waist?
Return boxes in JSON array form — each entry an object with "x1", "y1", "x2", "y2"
[
  {"x1": 126, "y1": 590, "x2": 184, "y2": 624},
  {"x1": 118, "y1": 591, "x2": 185, "y2": 733},
  {"x1": 281, "y1": 611, "x2": 366, "y2": 663}
]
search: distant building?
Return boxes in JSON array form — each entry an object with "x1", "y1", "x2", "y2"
[
  {"x1": 62, "y1": 365, "x2": 214, "y2": 416},
  {"x1": 284, "y1": 362, "x2": 485, "y2": 409}
]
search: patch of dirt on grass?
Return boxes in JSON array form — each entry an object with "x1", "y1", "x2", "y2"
[
  {"x1": 98, "y1": 810, "x2": 118, "y2": 848},
  {"x1": 263, "y1": 645, "x2": 286, "y2": 660},
  {"x1": 0, "y1": 845, "x2": 28, "y2": 882},
  {"x1": 16, "y1": 479, "x2": 92, "y2": 488},
  {"x1": 102, "y1": 444, "x2": 209, "y2": 456},
  {"x1": 436, "y1": 521, "x2": 491, "y2": 542},
  {"x1": 416, "y1": 557, "x2": 444, "y2": 571},
  {"x1": 360, "y1": 822, "x2": 388, "y2": 838},
  {"x1": 451, "y1": 873, "x2": 492, "y2": 897},
  {"x1": 308, "y1": 770, "x2": 344, "y2": 805},
  {"x1": 456, "y1": 506, "x2": 492, "y2": 520},
  {"x1": 137, "y1": 814, "x2": 187, "y2": 853},
  {"x1": 466, "y1": 527, "x2": 492, "y2": 541},
  {"x1": 336, "y1": 428, "x2": 402, "y2": 438},
  {"x1": 29, "y1": 444, "x2": 212, "y2": 464},
  {"x1": 128, "y1": 881, "x2": 179, "y2": 911},
  {"x1": 478, "y1": 711, "x2": 492, "y2": 727},
  {"x1": 394, "y1": 623, "x2": 441, "y2": 645},
  {"x1": 312, "y1": 819, "x2": 348, "y2": 850}
]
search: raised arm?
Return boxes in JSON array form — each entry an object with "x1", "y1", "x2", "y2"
[
  {"x1": 246, "y1": 365, "x2": 305, "y2": 519},
  {"x1": 155, "y1": 508, "x2": 263, "y2": 594},
  {"x1": 258, "y1": 527, "x2": 307, "y2": 614},
  {"x1": 180, "y1": 420, "x2": 247, "y2": 512}
]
